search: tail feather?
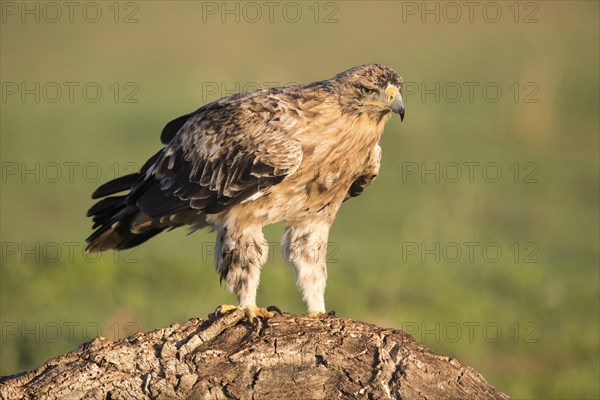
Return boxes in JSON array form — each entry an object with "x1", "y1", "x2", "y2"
[
  {"x1": 86, "y1": 148, "x2": 202, "y2": 253},
  {"x1": 92, "y1": 173, "x2": 139, "y2": 199},
  {"x1": 85, "y1": 220, "x2": 165, "y2": 253},
  {"x1": 91, "y1": 150, "x2": 162, "y2": 200},
  {"x1": 87, "y1": 195, "x2": 127, "y2": 228},
  {"x1": 86, "y1": 173, "x2": 168, "y2": 252}
]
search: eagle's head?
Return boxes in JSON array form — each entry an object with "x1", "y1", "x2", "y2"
[{"x1": 331, "y1": 64, "x2": 405, "y2": 121}]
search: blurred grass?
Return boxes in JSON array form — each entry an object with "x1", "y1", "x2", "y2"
[{"x1": 1, "y1": 1, "x2": 598, "y2": 398}]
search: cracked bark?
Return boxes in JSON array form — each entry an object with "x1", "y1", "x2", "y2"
[{"x1": 0, "y1": 311, "x2": 510, "y2": 400}]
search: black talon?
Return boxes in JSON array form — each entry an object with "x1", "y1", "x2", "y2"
[
  {"x1": 327, "y1": 310, "x2": 336, "y2": 317},
  {"x1": 267, "y1": 305, "x2": 282, "y2": 314},
  {"x1": 213, "y1": 305, "x2": 238, "y2": 319}
]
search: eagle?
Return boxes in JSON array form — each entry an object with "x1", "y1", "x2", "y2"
[{"x1": 86, "y1": 64, "x2": 405, "y2": 320}]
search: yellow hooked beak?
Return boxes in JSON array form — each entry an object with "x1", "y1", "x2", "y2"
[
  {"x1": 366, "y1": 84, "x2": 405, "y2": 121},
  {"x1": 385, "y1": 85, "x2": 405, "y2": 121}
]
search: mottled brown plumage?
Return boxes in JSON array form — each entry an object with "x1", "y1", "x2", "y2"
[{"x1": 86, "y1": 64, "x2": 404, "y2": 315}]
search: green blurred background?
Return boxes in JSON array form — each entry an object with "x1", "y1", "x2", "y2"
[{"x1": 1, "y1": 1, "x2": 598, "y2": 398}]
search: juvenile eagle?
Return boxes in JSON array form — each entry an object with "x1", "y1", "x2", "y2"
[{"x1": 86, "y1": 64, "x2": 405, "y2": 319}]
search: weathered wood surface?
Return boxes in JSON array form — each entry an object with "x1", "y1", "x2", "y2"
[{"x1": 0, "y1": 310, "x2": 510, "y2": 399}]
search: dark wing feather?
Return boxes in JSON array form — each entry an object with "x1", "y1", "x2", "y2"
[
  {"x1": 87, "y1": 87, "x2": 308, "y2": 252},
  {"x1": 92, "y1": 174, "x2": 138, "y2": 199},
  {"x1": 345, "y1": 175, "x2": 375, "y2": 200},
  {"x1": 160, "y1": 112, "x2": 194, "y2": 144},
  {"x1": 344, "y1": 144, "x2": 381, "y2": 201},
  {"x1": 91, "y1": 149, "x2": 162, "y2": 199},
  {"x1": 132, "y1": 96, "x2": 303, "y2": 217}
]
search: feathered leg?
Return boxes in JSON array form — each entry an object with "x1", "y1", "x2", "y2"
[
  {"x1": 215, "y1": 225, "x2": 274, "y2": 321},
  {"x1": 283, "y1": 220, "x2": 331, "y2": 317}
]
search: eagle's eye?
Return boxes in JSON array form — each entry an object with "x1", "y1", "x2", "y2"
[{"x1": 360, "y1": 86, "x2": 377, "y2": 96}]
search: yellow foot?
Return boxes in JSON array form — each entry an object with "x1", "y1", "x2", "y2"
[
  {"x1": 214, "y1": 304, "x2": 282, "y2": 324},
  {"x1": 216, "y1": 304, "x2": 238, "y2": 315},
  {"x1": 246, "y1": 306, "x2": 276, "y2": 322},
  {"x1": 307, "y1": 310, "x2": 336, "y2": 318}
]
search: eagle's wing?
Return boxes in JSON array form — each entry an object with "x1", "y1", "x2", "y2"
[
  {"x1": 131, "y1": 97, "x2": 303, "y2": 216},
  {"x1": 345, "y1": 143, "x2": 381, "y2": 200}
]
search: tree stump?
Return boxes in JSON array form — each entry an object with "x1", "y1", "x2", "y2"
[{"x1": 0, "y1": 310, "x2": 510, "y2": 399}]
